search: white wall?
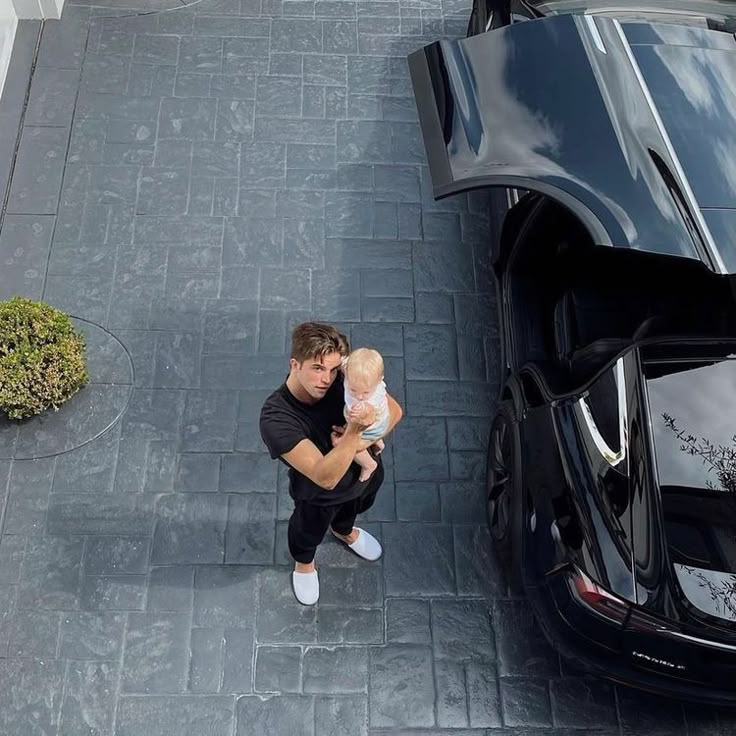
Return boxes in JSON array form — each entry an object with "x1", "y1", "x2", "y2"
[
  {"x1": 10, "y1": 0, "x2": 64, "y2": 20},
  {"x1": 0, "y1": 0, "x2": 18, "y2": 102},
  {"x1": 11, "y1": 0, "x2": 40, "y2": 18},
  {"x1": 39, "y1": 0, "x2": 64, "y2": 19},
  {"x1": 0, "y1": 0, "x2": 65, "y2": 100}
]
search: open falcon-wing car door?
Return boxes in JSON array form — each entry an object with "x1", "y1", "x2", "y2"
[{"x1": 408, "y1": 14, "x2": 736, "y2": 273}]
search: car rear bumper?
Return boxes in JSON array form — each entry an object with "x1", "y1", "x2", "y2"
[{"x1": 526, "y1": 577, "x2": 736, "y2": 706}]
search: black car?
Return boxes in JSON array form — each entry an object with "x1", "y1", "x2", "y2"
[{"x1": 409, "y1": 0, "x2": 736, "y2": 704}]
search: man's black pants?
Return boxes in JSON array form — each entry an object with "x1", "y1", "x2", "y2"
[{"x1": 288, "y1": 464, "x2": 384, "y2": 563}]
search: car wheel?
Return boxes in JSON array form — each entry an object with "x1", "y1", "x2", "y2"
[{"x1": 487, "y1": 400, "x2": 522, "y2": 590}]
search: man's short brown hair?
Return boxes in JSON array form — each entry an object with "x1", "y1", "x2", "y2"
[{"x1": 290, "y1": 322, "x2": 349, "y2": 363}]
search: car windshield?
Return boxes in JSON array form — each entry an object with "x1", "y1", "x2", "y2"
[
  {"x1": 645, "y1": 355, "x2": 736, "y2": 493},
  {"x1": 644, "y1": 351, "x2": 736, "y2": 592}
]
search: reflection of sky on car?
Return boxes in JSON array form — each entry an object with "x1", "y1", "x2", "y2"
[
  {"x1": 647, "y1": 359, "x2": 736, "y2": 489},
  {"x1": 442, "y1": 34, "x2": 564, "y2": 169},
  {"x1": 435, "y1": 15, "x2": 705, "y2": 255},
  {"x1": 642, "y1": 42, "x2": 736, "y2": 207},
  {"x1": 592, "y1": 18, "x2": 676, "y2": 238}
]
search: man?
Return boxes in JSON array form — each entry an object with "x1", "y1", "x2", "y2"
[{"x1": 260, "y1": 322, "x2": 403, "y2": 605}]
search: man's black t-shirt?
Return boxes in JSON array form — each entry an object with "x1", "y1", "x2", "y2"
[{"x1": 260, "y1": 373, "x2": 382, "y2": 506}]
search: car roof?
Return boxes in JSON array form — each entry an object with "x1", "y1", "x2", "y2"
[
  {"x1": 528, "y1": 0, "x2": 736, "y2": 28},
  {"x1": 409, "y1": 14, "x2": 736, "y2": 273}
]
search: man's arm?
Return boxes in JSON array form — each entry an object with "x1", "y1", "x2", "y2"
[
  {"x1": 383, "y1": 392, "x2": 403, "y2": 437},
  {"x1": 281, "y1": 404, "x2": 377, "y2": 491}
]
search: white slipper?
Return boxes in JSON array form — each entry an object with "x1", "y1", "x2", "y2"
[
  {"x1": 292, "y1": 570, "x2": 319, "y2": 605},
  {"x1": 333, "y1": 527, "x2": 382, "y2": 561}
]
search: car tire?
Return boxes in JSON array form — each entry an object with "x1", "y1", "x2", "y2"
[{"x1": 487, "y1": 399, "x2": 523, "y2": 592}]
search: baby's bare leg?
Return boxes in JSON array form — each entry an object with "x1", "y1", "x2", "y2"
[
  {"x1": 354, "y1": 448, "x2": 378, "y2": 481},
  {"x1": 374, "y1": 438, "x2": 385, "y2": 453}
]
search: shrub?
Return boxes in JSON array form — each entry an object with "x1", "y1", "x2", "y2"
[{"x1": 0, "y1": 297, "x2": 89, "y2": 420}]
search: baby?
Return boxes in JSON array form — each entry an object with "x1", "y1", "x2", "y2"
[{"x1": 342, "y1": 347, "x2": 389, "y2": 481}]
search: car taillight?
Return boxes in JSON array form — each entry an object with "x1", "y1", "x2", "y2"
[{"x1": 568, "y1": 568, "x2": 630, "y2": 624}]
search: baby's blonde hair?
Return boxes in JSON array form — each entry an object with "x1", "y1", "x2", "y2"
[{"x1": 344, "y1": 347, "x2": 384, "y2": 384}]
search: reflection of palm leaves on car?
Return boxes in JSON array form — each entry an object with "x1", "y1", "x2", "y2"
[
  {"x1": 662, "y1": 412, "x2": 736, "y2": 494},
  {"x1": 663, "y1": 413, "x2": 736, "y2": 618},
  {"x1": 680, "y1": 564, "x2": 736, "y2": 619}
]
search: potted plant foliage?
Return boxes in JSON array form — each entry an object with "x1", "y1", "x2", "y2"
[{"x1": 0, "y1": 297, "x2": 89, "y2": 420}]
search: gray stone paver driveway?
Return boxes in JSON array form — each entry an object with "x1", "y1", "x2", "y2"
[{"x1": 0, "y1": 0, "x2": 732, "y2": 733}]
